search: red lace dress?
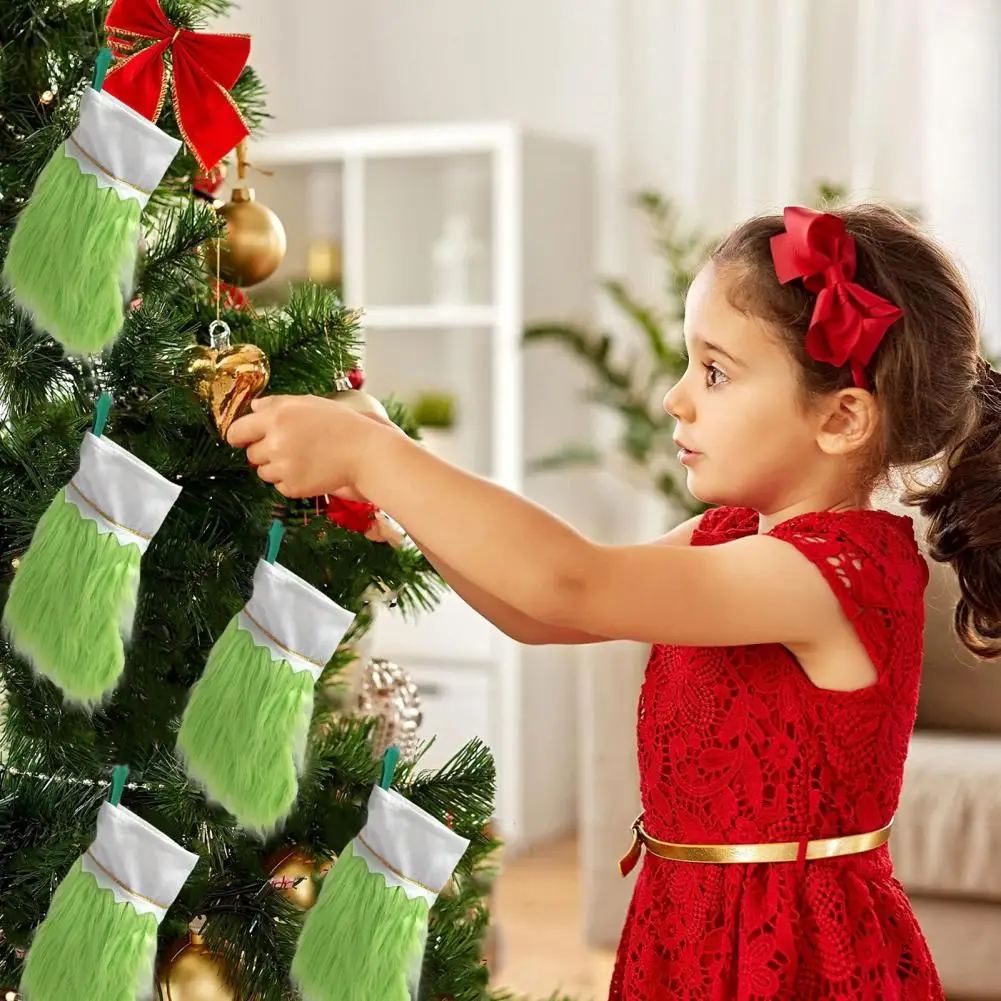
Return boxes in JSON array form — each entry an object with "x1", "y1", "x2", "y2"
[{"x1": 609, "y1": 506, "x2": 944, "y2": 1001}]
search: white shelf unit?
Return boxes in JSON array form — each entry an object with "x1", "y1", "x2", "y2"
[{"x1": 251, "y1": 123, "x2": 596, "y2": 851}]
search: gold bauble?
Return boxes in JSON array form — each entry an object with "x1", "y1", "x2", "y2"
[
  {"x1": 187, "y1": 337, "x2": 270, "y2": 439},
  {"x1": 327, "y1": 387, "x2": 389, "y2": 422},
  {"x1": 209, "y1": 186, "x2": 287, "y2": 288},
  {"x1": 266, "y1": 848, "x2": 322, "y2": 910},
  {"x1": 307, "y1": 239, "x2": 342, "y2": 286},
  {"x1": 156, "y1": 934, "x2": 237, "y2": 1001}
]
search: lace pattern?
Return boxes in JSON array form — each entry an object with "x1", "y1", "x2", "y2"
[{"x1": 609, "y1": 507, "x2": 943, "y2": 1000}]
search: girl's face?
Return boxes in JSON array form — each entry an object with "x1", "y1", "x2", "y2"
[{"x1": 663, "y1": 263, "x2": 854, "y2": 515}]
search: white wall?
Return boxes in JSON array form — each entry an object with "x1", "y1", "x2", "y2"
[{"x1": 231, "y1": 0, "x2": 1000, "y2": 350}]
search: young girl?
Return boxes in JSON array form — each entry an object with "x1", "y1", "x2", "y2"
[{"x1": 229, "y1": 203, "x2": 999, "y2": 999}]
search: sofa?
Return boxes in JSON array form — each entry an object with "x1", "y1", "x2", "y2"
[{"x1": 579, "y1": 496, "x2": 1001, "y2": 999}]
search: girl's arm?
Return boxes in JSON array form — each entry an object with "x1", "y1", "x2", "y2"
[
  {"x1": 356, "y1": 430, "x2": 843, "y2": 649},
  {"x1": 410, "y1": 514, "x2": 703, "y2": 646},
  {"x1": 410, "y1": 540, "x2": 605, "y2": 645},
  {"x1": 228, "y1": 397, "x2": 838, "y2": 650}
]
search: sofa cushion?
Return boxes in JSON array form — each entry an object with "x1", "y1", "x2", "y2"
[
  {"x1": 909, "y1": 895, "x2": 1001, "y2": 997},
  {"x1": 892, "y1": 731, "x2": 1001, "y2": 902},
  {"x1": 877, "y1": 489, "x2": 1001, "y2": 733}
]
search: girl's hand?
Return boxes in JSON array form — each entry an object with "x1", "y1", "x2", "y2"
[{"x1": 227, "y1": 394, "x2": 383, "y2": 498}]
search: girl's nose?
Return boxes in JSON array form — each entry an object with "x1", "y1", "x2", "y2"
[{"x1": 662, "y1": 379, "x2": 688, "y2": 420}]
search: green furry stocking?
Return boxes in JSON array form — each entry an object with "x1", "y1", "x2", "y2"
[
  {"x1": 2, "y1": 431, "x2": 181, "y2": 707},
  {"x1": 177, "y1": 619, "x2": 316, "y2": 832},
  {"x1": 177, "y1": 557, "x2": 355, "y2": 834},
  {"x1": 3, "y1": 490, "x2": 140, "y2": 705},
  {"x1": 19, "y1": 802, "x2": 198, "y2": 1001},
  {"x1": 2, "y1": 87, "x2": 180, "y2": 354},
  {"x1": 19, "y1": 861, "x2": 158, "y2": 1001},
  {"x1": 291, "y1": 786, "x2": 470, "y2": 1001}
]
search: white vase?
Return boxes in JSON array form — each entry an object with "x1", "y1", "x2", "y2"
[
  {"x1": 431, "y1": 214, "x2": 486, "y2": 306},
  {"x1": 421, "y1": 427, "x2": 459, "y2": 466}
]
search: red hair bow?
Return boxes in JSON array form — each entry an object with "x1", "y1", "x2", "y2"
[
  {"x1": 103, "y1": 0, "x2": 250, "y2": 170},
  {"x1": 769, "y1": 206, "x2": 902, "y2": 389}
]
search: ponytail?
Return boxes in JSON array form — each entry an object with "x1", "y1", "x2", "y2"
[{"x1": 916, "y1": 363, "x2": 1001, "y2": 659}]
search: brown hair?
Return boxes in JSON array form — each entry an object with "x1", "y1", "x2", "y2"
[{"x1": 712, "y1": 202, "x2": 1001, "y2": 659}]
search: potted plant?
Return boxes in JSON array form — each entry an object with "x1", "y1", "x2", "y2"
[{"x1": 412, "y1": 389, "x2": 458, "y2": 464}]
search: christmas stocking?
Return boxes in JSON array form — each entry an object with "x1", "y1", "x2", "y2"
[
  {"x1": 2, "y1": 422, "x2": 181, "y2": 706},
  {"x1": 176, "y1": 548, "x2": 355, "y2": 833},
  {"x1": 291, "y1": 782, "x2": 470, "y2": 1001},
  {"x1": 2, "y1": 84, "x2": 181, "y2": 355},
  {"x1": 19, "y1": 799, "x2": 198, "y2": 1001}
]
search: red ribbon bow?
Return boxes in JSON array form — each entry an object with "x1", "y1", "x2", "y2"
[
  {"x1": 769, "y1": 206, "x2": 902, "y2": 388},
  {"x1": 103, "y1": 0, "x2": 250, "y2": 170}
]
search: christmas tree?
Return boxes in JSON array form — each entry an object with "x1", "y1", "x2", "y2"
[{"x1": 0, "y1": 2, "x2": 508, "y2": 999}]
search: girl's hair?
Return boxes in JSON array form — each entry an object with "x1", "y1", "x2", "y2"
[{"x1": 712, "y1": 202, "x2": 1001, "y2": 659}]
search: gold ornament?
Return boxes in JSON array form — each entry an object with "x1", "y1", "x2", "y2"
[
  {"x1": 39, "y1": 89, "x2": 56, "y2": 105},
  {"x1": 307, "y1": 240, "x2": 343, "y2": 286},
  {"x1": 11, "y1": 556, "x2": 20, "y2": 572},
  {"x1": 188, "y1": 320, "x2": 270, "y2": 438},
  {"x1": 156, "y1": 933, "x2": 237, "y2": 1001},
  {"x1": 328, "y1": 386, "x2": 390, "y2": 422},
  {"x1": 265, "y1": 847, "x2": 334, "y2": 910},
  {"x1": 357, "y1": 657, "x2": 423, "y2": 762},
  {"x1": 207, "y1": 142, "x2": 286, "y2": 288},
  {"x1": 211, "y1": 188, "x2": 287, "y2": 287},
  {"x1": 327, "y1": 372, "x2": 389, "y2": 421}
]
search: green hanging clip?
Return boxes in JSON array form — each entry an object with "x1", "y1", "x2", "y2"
[
  {"x1": 109, "y1": 764, "x2": 129, "y2": 806},
  {"x1": 379, "y1": 746, "x2": 400, "y2": 790},
  {"x1": 93, "y1": 47, "x2": 113, "y2": 92},
  {"x1": 265, "y1": 519, "x2": 285, "y2": 564},
  {"x1": 92, "y1": 391, "x2": 113, "y2": 438}
]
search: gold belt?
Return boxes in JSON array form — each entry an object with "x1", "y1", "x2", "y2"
[{"x1": 618, "y1": 815, "x2": 893, "y2": 876}]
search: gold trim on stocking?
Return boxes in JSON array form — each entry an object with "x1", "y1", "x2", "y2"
[
  {"x1": 355, "y1": 834, "x2": 445, "y2": 895},
  {"x1": 67, "y1": 481, "x2": 153, "y2": 541},
  {"x1": 65, "y1": 136, "x2": 156, "y2": 196},
  {"x1": 240, "y1": 608, "x2": 327, "y2": 670},
  {"x1": 84, "y1": 850, "x2": 171, "y2": 909}
]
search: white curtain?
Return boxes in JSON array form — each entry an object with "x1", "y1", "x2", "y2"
[{"x1": 619, "y1": 0, "x2": 1001, "y2": 348}]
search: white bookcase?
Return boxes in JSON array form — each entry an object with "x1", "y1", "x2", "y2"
[{"x1": 251, "y1": 123, "x2": 596, "y2": 851}]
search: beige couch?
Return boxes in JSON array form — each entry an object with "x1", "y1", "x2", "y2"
[{"x1": 579, "y1": 500, "x2": 1001, "y2": 998}]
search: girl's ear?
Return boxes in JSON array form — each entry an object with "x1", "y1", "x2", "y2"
[{"x1": 815, "y1": 387, "x2": 880, "y2": 457}]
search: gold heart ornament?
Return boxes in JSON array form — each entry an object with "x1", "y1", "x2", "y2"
[{"x1": 188, "y1": 336, "x2": 270, "y2": 439}]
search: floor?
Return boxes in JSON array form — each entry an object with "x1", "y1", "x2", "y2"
[{"x1": 490, "y1": 836, "x2": 616, "y2": 1000}]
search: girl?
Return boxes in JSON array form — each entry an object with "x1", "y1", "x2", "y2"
[{"x1": 228, "y1": 203, "x2": 999, "y2": 999}]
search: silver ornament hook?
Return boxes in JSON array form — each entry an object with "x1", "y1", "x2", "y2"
[{"x1": 208, "y1": 319, "x2": 231, "y2": 350}]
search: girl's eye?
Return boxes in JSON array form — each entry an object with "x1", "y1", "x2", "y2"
[{"x1": 704, "y1": 363, "x2": 728, "y2": 388}]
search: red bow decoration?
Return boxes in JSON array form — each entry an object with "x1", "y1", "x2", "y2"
[
  {"x1": 103, "y1": 0, "x2": 250, "y2": 170},
  {"x1": 325, "y1": 495, "x2": 378, "y2": 535},
  {"x1": 770, "y1": 206, "x2": 903, "y2": 388}
]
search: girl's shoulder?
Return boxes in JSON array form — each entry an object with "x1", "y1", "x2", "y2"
[
  {"x1": 695, "y1": 504, "x2": 928, "y2": 593},
  {"x1": 692, "y1": 505, "x2": 759, "y2": 545}
]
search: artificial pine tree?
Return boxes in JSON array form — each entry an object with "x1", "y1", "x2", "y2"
[{"x1": 0, "y1": 3, "x2": 514, "y2": 1000}]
